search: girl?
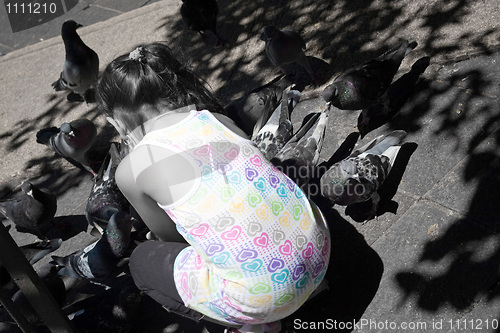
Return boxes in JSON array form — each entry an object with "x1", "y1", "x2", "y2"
[{"x1": 97, "y1": 42, "x2": 330, "y2": 333}]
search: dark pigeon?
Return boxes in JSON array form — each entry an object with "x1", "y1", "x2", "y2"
[
  {"x1": 224, "y1": 74, "x2": 291, "y2": 136},
  {"x1": 357, "y1": 56, "x2": 431, "y2": 137},
  {"x1": 71, "y1": 283, "x2": 142, "y2": 333},
  {"x1": 0, "y1": 182, "x2": 57, "y2": 239},
  {"x1": 261, "y1": 26, "x2": 317, "y2": 84},
  {"x1": 36, "y1": 118, "x2": 98, "y2": 177},
  {"x1": 180, "y1": 0, "x2": 225, "y2": 46},
  {"x1": 86, "y1": 143, "x2": 130, "y2": 236},
  {"x1": 323, "y1": 40, "x2": 418, "y2": 110},
  {"x1": 0, "y1": 237, "x2": 62, "y2": 299},
  {"x1": 320, "y1": 130, "x2": 407, "y2": 221},
  {"x1": 52, "y1": 20, "x2": 99, "y2": 104},
  {"x1": 252, "y1": 89, "x2": 301, "y2": 161},
  {"x1": 51, "y1": 211, "x2": 133, "y2": 281},
  {"x1": 0, "y1": 264, "x2": 66, "y2": 326},
  {"x1": 271, "y1": 110, "x2": 329, "y2": 188}
]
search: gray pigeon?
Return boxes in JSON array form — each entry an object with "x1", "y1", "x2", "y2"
[
  {"x1": 357, "y1": 56, "x2": 430, "y2": 137},
  {"x1": 52, "y1": 20, "x2": 99, "y2": 104},
  {"x1": 86, "y1": 143, "x2": 130, "y2": 236},
  {"x1": 261, "y1": 26, "x2": 317, "y2": 84},
  {"x1": 224, "y1": 74, "x2": 291, "y2": 136},
  {"x1": 271, "y1": 110, "x2": 329, "y2": 188},
  {"x1": 36, "y1": 118, "x2": 98, "y2": 177},
  {"x1": 320, "y1": 130, "x2": 407, "y2": 220},
  {"x1": 252, "y1": 89, "x2": 301, "y2": 161},
  {"x1": 323, "y1": 40, "x2": 418, "y2": 110},
  {"x1": 0, "y1": 182, "x2": 57, "y2": 239},
  {"x1": 51, "y1": 211, "x2": 132, "y2": 281},
  {"x1": 181, "y1": 0, "x2": 225, "y2": 46}
]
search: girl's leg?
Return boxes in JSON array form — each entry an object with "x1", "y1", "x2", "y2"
[{"x1": 129, "y1": 241, "x2": 204, "y2": 321}]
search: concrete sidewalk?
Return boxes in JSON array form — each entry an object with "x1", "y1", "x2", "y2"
[{"x1": 0, "y1": 0, "x2": 499, "y2": 332}]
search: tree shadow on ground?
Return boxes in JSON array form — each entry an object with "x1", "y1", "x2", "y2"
[{"x1": 388, "y1": 54, "x2": 500, "y2": 317}]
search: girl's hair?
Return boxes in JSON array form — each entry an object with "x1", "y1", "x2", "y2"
[{"x1": 97, "y1": 42, "x2": 224, "y2": 131}]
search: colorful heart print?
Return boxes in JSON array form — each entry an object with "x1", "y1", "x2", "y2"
[
  {"x1": 248, "y1": 295, "x2": 272, "y2": 306},
  {"x1": 236, "y1": 249, "x2": 258, "y2": 262},
  {"x1": 206, "y1": 243, "x2": 225, "y2": 256},
  {"x1": 224, "y1": 146, "x2": 240, "y2": 160},
  {"x1": 241, "y1": 259, "x2": 263, "y2": 272},
  {"x1": 302, "y1": 242, "x2": 314, "y2": 259},
  {"x1": 227, "y1": 171, "x2": 241, "y2": 184},
  {"x1": 253, "y1": 177, "x2": 267, "y2": 191},
  {"x1": 212, "y1": 252, "x2": 230, "y2": 265},
  {"x1": 253, "y1": 232, "x2": 269, "y2": 247},
  {"x1": 245, "y1": 167, "x2": 258, "y2": 181},
  {"x1": 274, "y1": 293, "x2": 295, "y2": 306},
  {"x1": 215, "y1": 216, "x2": 235, "y2": 232},
  {"x1": 295, "y1": 272, "x2": 310, "y2": 289},
  {"x1": 268, "y1": 174, "x2": 280, "y2": 188},
  {"x1": 272, "y1": 201, "x2": 284, "y2": 216},
  {"x1": 246, "y1": 222, "x2": 262, "y2": 236},
  {"x1": 249, "y1": 282, "x2": 271, "y2": 294},
  {"x1": 279, "y1": 240, "x2": 293, "y2": 256},
  {"x1": 221, "y1": 187, "x2": 236, "y2": 202},
  {"x1": 191, "y1": 223, "x2": 209, "y2": 237},
  {"x1": 221, "y1": 225, "x2": 242, "y2": 240},
  {"x1": 193, "y1": 144, "x2": 211, "y2": 156},
  {"x1": 279, "y1": 212, "x2": 291, "y2": 227},
  {"x1": 247, "y1": 193, "x2": 262, "y2": 207},
  {"x1": 250, "y1": 155, "x2": 263, "y2": 167},
  {"x1": 268, "y1": 258, "x2": 285, "y2": 272},
  {"x1": 272, "y1": 230, "x2": 285, "y2": 245},
  {"x1": 271, "y1": 269, "x2": 290, "y2": 284},
  {"x1": 201, "y1": 166, "x2": 213, "y2": 181},
  {"x1": 292, "y1": 263, "x2": 306, "y2": 281},
  {"x1": 295, "y1": 235, "x2": 307, "y2": 250},
  {"x1": 229, "y1": 197, "x2": 244, "y2": 212},
  {"x1": 276, "y1": 184, "x2": 288, "y2": 198}
]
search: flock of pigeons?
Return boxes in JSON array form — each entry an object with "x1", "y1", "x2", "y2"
[{"x1": 0, "y1": 0, "x2": 431, "y2": 331}]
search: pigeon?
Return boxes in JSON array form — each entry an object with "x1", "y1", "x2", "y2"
[
  {"x1": 36, "y1": 118, "x2": 98, "y2": 177},
  {"x1": 180, "y1": 0, "x2": 225, "y2": 46},
  {"x1": 224, "y1": 74, "x2": 291, "y2": 136},
  {"x1": 71, "y1": 283, "x2": 142, "y2": 333},
  {"x1": 86, "y1": 143, "x2": 130, "y2": 236},
  {"x1": 0, "y1": 237, "x2": 62, "y2": 299},
  {"x1": 51, "y1": 210, "x2": 133, "y2": 281},
  {"x1": 357, "y1": 56, "x2": 430, "y2": 137},
  {"x1": 0, "y1": 182, "x2": 57, "y2": 239},
  {"x1": 271, "y1": 110, "x2": 329, "y2": 188},
  {"x1": 51, "y1": 20, "x2": 99, "y2": 104},
  {"x1": 261, "y1": 26, "x2": 317, "y2": 84},
  {"x1": 0, "y1": 264, "x2": 66, "y2": 326},
  {"x1": 322, "y1": 40, "x2": 418, "y2": 110},
  {"x1": 320, "y1": 130, "x2": 407, "y2": 220},
  {"x1": 251, "y1": 89, "x2": 301, "y2": 161}
]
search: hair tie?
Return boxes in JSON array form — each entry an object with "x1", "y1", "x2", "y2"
[{"x1": 129, "y1": 47, "x2": 145, "y2": 62}]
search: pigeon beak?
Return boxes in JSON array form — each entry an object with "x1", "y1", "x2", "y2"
[
  {"x1": 68, "y1": 130, "x2": 75, "y2": 137},
  {"x1": 76, "y1": 23, "x2": 83, "y2": 29}
]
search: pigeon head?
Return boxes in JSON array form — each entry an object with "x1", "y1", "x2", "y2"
[
  {"x1": 59, "y1": 123, "x2": 74, "y2": 136},
  {"x1": 62, "y1": 20, "x2": 82, "y2": 33},
  {"x1": 261, "y1": 26, "x2": 277, "y2": 42},
  {"x1": 322, "y1": 84, "x2": 340, "y2": 106},
  {"x1": 21, "y1": 181, "x2": 34, "y2": 196},
  {"x1": 105, "y1": 211, "x2": 132, "y2": 258}
]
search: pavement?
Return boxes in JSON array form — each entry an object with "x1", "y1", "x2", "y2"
[{"x1": 0, "y1": 0, "x2": 499, "y2": 332}]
